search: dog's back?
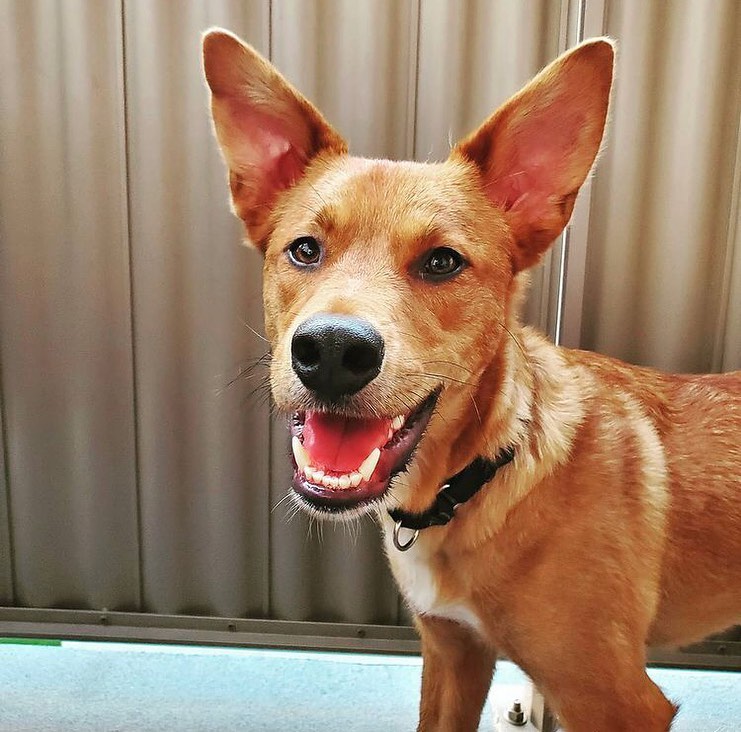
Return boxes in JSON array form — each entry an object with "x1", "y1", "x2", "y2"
[{"x1": 564, "y1": 345, "x2": 741, "y2": 645}]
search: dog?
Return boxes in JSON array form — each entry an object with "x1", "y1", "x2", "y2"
[{"x1": 202, "y1": 29, "x2": 741, "y2": 731}]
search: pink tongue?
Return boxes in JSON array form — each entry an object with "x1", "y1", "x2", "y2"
[{"x1": 302, "y1": 412, "x2": 391, "y2": 473}]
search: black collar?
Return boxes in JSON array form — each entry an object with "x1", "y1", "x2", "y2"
[{"x1": 388, "y1": 447, "x2": 515, "y2": 550}]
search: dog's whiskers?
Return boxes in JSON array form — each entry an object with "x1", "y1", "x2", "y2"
[
  {"x1": 283, "y1": 495, "x2": 306, "y2": 525},
  {"x1": 218, "y1": 352, "x2": 272, "y2": 393},
  {"x1": 271, "y1": 491, "x2": 294, "y2": 514},
  {"x1": 240, "y1": 319, "x2": 269, "y2": 343},
  {"x1": 240, "y1": 377, "x2": 273, "y2": 411},
  {"x1": 417, "y1": 371, "x2": 474, "y2": 387},
  {"x1": 469, "y1": 393, "x2": 483, "y2": 426},
  {"x1": 503, "y1": 324, "x2": 527, "y2": 357},
  {"x1": 421, "y1": 359, "x2": 476, "y2": 376}
]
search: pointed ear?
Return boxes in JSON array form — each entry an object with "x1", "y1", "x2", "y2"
[
  {"x1": 202, "y1": 29, "x2": 347, "y2": 249},
  {"x1": 452, "y1": 38, "x2": 614, "y2": 272}
]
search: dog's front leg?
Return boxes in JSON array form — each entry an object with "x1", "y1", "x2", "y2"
[{"x1": 415, "y1": 614, "x2": 496, "y2": 732}]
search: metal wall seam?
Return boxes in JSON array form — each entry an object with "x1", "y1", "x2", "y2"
[
  {"x1": 0, "y1": 0, "x2": 14, "y2": 597},
  {"x1": 553, "y1": 0, "x2": 607, "y2": 348},
  {"x1": 0, "y1": 376, "x2": 14, "y2": 604},
  {"x1": 120, "y1": 0, "x2": 144, "y2": 613},
  {"x1": 0, "y1": 0, "x2": 14, "y2": 607},
  {"x1": 717, "y1": 138, "x2": 741, "y2": 371},
  {"x1": 545, "y1": 0, "x2": 575, "y2": 345},
  {"x1": 407, "y1": 0, "x2": 422, "y2": 162},
  {"x1": 711, "y1": 25, "x2": 741, "y2": 372}
]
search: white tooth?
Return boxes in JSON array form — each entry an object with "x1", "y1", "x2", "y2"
[
  {"x1": 387, "y1": 429, "x2": 394, "y2": 441},
  {"x1": 306, "y1": 467, "x2": 322, "y2": 483},
  {"x1": 358, "y1": 448, "x2": 381, "y2": 482},
  {"x1": 338, "y1": 475, "x2": 351, "y2": 489},
  {"x1": 292, "y1": 436, "x2": 309, "y2": 470},
  {"x1": 392, "y1": 415, "x2": 405, "y2": 431},
  {"x1": 328, "y1": 476, "x2": 340, "y2": 488},
  {"x1": 350, "y1": 472, "x2": 362, "y2": 487},
  {"x1": 321, "y1": 475, "x2": 334, "y2": 488}
]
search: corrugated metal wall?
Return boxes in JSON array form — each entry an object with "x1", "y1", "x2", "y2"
[
  {"x1": 0, "y1": 0, "x2": 139, "y2": 610},
  {"x1": 582, "y1": 0, "x2": 741, "y2": 373},
  {"x1": 123, "y1": 0, "x2": 272, "y2": 621},
  {"x1": 1, "y1": 0, "x2": 739, "y2": 631},
  {"x1": 0, "y1": 397, "x2": 11, "y2": 603}
]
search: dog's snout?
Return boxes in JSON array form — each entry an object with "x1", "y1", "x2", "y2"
[{"x1": 291, "y1": 314, "x2": 384, "y2": 400}]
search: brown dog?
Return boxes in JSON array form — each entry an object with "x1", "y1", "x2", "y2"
[{"x1": 202, "y1": 29, "x2": 741, "y2": 731}]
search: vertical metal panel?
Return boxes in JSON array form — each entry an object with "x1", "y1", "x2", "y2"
[
  {"x1": 0, "y1": 0, "x2": 139, "y2": 608},
  {"x1": 553, "y1": 0, "x2": 608, "y2": 349},
  {"x1": 715, "y1": 83, "x2": 741, "y2": 373},
  {"x1": 416, "y1": 0, "x2": 563, "y2": 161},
  {"x1": 123, "y1": 0, "x2": 272, "y2": 617},
  {"x1": 0, "y1": 391, "x2": 12, "y2": 604},
  {"x1": 415, "y1": 0, "x2": 565, "y2": 331},
  {"x1": 271, "y1": 0, "x2": 420, "y2": 159},
  {"x1": 582, "y1": 0, "x2": 741, "y2": 372},
  {"x1": 721, "y1": 193, "x2": 741, "y2": 370},
  {"x1": 268, "y1": 0, "x2": 419, "y2": 623}
]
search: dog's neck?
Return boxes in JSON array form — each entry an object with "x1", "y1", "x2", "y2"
[
  {"x1": 390, "y1": 324, "x2": 587, "y2": 550},
  {"x1": 449, "y1": 310, "x2": 538, "y2": 465},
  {"x1": 453, "y1": 327, "x2": 586, "y2": 546}
]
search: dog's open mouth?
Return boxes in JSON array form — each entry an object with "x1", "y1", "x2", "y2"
[{"x1": 289, "y1": 390, "x2": 440, "y2": 513}]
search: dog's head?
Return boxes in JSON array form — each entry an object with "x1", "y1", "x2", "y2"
[{"x1": 203, "y1": 30, "x2": 613, "y2": 519}]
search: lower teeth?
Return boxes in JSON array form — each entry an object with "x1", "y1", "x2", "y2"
[{"x1": 305, "y1": 469, "x2": 364, "y2": 489}]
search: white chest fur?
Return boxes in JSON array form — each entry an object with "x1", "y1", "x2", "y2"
[{"x1": 381, "y1": 517, "x2": 485, "y2": 636}]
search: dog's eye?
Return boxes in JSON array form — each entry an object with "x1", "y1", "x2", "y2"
[
  {"x1": 420, "y1": 247, "x2": 465, "y2": 281},
  {"x1": 288, "y1": 236, "x2": 322, "y2": 267}
]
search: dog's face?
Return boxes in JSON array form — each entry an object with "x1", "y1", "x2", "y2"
[
  {"x1": 203, "y1": 30, "x2": 612, "y2": 518},
  {"x1": 262, "y1": 156, "x2": 514, "y2": 516}
]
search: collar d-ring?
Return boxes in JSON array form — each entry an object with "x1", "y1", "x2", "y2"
[{"x1": 393, "y1": 520, "x2": 419, "y2": 551}]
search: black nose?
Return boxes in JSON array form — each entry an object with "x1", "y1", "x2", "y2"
[{"x1": 291, "y1": 314, "x2": 385, "y2": 401}]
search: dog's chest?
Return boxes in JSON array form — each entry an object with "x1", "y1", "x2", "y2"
[{"x1": 382, "y1": 525, "x2": 484, "y2": 636}]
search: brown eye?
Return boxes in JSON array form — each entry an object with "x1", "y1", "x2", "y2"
[
  {"x1": 288, "y1": 237, "x2": 322, "y2": 267},
  {"x1": 420, "y1": 247, "x2": 465, "y2": 281}
]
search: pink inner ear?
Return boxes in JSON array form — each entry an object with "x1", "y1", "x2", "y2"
[
  {"x1": 220, "y1": 96, "x2": 309, "y2": 194},
  {"x1": 252, "y1": 122, "x2": 307, "y2": 194},
  {"x1": 487, "y1": 105, "x2": 586, "y2": 213}
]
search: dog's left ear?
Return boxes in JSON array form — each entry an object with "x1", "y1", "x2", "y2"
[
  {"x1": 453, "y1": 39, "x2": 614, "y2": 272},
  {"x1": 203, "y1": 29, "x2": 347, "y2": 249}
]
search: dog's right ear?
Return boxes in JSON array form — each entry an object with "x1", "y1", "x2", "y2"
[
  {"x1": 452, "y1": 39, "x2": 614, "y2": 272},
  {"x1": 202, "y1": 29, "x2": 347, "y2": 250}
]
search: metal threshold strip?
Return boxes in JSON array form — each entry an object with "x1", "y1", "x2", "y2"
[
  {"x1": 0, "y1": 607, "x2": 420, "y2": 655},
  {"x1": 0, "y1": 607, "x2": 739, "y2": 671}
]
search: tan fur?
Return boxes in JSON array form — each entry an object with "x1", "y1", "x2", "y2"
[{"x1": 203, "y1": 30, "x2": 741, "y2": 732}]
